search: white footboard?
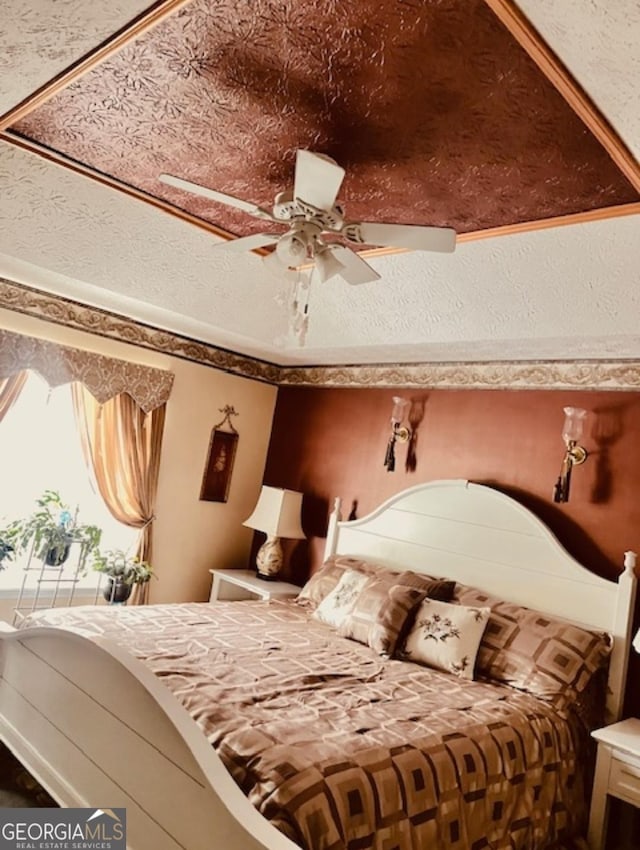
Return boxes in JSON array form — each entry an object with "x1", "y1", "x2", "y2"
[{"x1": 0, "y1": 623, "x2": 297, "y2": 850}]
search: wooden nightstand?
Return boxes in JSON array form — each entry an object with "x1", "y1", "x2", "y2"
[
  {"x1": 209, "y1": 569, "x2": 300, "y2": 602},
  {"x1": 588, "y1": 718, "x2": 640, "y2": 850}
]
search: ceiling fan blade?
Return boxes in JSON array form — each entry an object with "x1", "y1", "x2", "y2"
[
  {"x1": 328, "y1": 245, "x2": 381, "y2": 285},
  {"x1": 345, "y1": 222, "x2": 456, "y2": 253},
  {"x1": 159, "y1": 173, "x2": 274, "y2": 221},
  {"x1": 214, "y1": 233, "x2": 280, "y2": 252},
  {"x1": 263, "y1": 249, "x2": 300, "y2": 282},
  {"x1": 293, "y1": 150, "x2": 346, "y2": 211}
]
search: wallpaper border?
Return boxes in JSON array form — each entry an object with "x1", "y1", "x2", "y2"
[
  {"x1": 0, "y1": 278, "x2": 281, "y2": 384},
  {"x1": 1, "y1": 278, "x2": 639, "y2": 391}
]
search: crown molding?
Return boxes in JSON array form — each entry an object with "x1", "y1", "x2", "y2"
[{"x1": 1, "y1": 278, "x2": 639, "y2": 392}]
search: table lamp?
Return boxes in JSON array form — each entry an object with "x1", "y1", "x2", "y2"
[{"x1": 243, "y1": 486, "x2": 305, "y2": 580}]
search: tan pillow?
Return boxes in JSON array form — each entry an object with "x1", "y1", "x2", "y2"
[
  {"x1": 398, "y1": 598, "x2": 490, "y2": 679},
  {"x1": 338, "y1": 571, "x2": 456, "y2": 656},
  {"x1": 455, "y1": 584, "x2": 612, "y2": 712},
  {"x1": 296, "y1": 555, "x2": 392, "y2": 607},
  {"x1": 395, "y1": 571, "x2": 455, "y2": 601},
  {"x1": 312, "y1": 569, "x2": 370, "y2": 628}
]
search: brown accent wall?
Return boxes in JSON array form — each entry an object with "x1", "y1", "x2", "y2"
[{"x1": 264, "y1": 386, "x2": 640, "y2": 710}]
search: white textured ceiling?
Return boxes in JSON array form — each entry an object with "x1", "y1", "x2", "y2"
[
  {"x1": 0, "y1": 0, "x2": 155, "y2": 116},
  {"x1": 0, "y1": 0, "x2": 639, "y2": 367},
  {"x1": 517, "y1": 0, "x2": 640, "y2": 160}
]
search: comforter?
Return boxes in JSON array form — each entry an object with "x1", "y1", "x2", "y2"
[{"x1": 24, "y1": 600, "x2": 592, "y2": 850}]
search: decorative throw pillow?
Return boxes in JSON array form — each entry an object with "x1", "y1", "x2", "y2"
[
  {"x1": 454, "y1": 584, "x2": 612, "y2": 712},
  {"x1": 338, "y1": 580, "x2": 423, "y2": 656},
  {"x1": 399, "y1": 598, "x2": 490, "y2": 679},
  {"x1": 297, "y1": 555, "x2": 395, "y2": 608},
  {"x1": 312, "y1": 569, "x2": 370, "y2": 628},
  {"x1": 338, "y1": 572, "x2": 456, "y2": 656}
]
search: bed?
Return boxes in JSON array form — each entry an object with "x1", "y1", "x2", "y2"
[{"x1": 0, "y1": 479, "x2": 636, "y2": 850}]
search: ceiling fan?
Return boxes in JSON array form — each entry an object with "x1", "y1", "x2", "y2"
[{"x1": 159, "y1": 150, "x2": 456, "y2": 286}]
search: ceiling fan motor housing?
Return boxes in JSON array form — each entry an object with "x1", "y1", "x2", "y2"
[{"x1": 273, "y1": 195, "x2": 344, "y2": 232}]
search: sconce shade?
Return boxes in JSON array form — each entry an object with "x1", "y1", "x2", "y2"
[
  {"x1": 634, "y1": 629, "x2": 640, "y2": 654},
  {"x1": 243, "y1": 486, "x2": 306, "y2": 540},
  {"x1": 391, "y1": 396, "x2": 410, "y2": 424},
  {"x1": 562, "y1": 407, "x2": 588, "y2": 443},
  {"x1": 553, "y1": 406, "x2": 589, "y2": 504}
]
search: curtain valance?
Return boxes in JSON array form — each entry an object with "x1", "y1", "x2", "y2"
[{"x1": 0, "y1": 329, "x2": 174, "y2": 413}]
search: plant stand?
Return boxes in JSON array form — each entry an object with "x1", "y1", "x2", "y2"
[{"x1": 12, "y1": 540, "x2": 99, "y2": 625}]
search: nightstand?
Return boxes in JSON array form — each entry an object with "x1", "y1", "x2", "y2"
[
  {"x1": 209, "y1": 569, "x2": 300, "y2": 602},
  {"x1": 588, "y1": 718, "x2": 640, "y2": 850}
]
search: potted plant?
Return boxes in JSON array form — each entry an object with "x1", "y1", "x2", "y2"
[
  {"x1": 0, "y1": 534, "x2": 15, "y2": 570},
  {"x1": 92, "y1": 549, "x2": 154, "y2": 603},
  {"x1": 5, "y1": 490, "x2": 103, "y2": 567}
]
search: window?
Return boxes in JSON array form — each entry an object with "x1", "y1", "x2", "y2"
[{"x1": 0, "y1": 372, "x2": 137, "y2": 593}]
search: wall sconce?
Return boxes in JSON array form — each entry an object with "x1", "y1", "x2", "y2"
[
  {"x1": 553, "y1": 406, "x2": 588, "y2": 503},
  {"x1": 384, "y1": 396, "x2": 411, "y2": 472}
]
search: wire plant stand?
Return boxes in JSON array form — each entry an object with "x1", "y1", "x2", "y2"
[{"x1": 12, "y1": 538, "x2": 101, "y2": 625}]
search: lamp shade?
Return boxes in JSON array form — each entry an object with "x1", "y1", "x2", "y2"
[
  {"x1": 634, "y1": 628, "x2": 640, "y2": 654},
  {"x1": 243, "y1": 486, "x2": 306, "y2": 540}
]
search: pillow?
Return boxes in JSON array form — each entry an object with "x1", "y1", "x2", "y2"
[
  {"x1": 454, "y1": 584, "x2": 612, "y2": 712},
  {"x1": 297, "y1": 555, "x2": 394, "y2": 608},
  {"x1": 395, "y1": 571, "x2": 455, "y2": 601},
  {"x1": 312, "y1": 569, "x2": 370, "y2": 628},
  {"x1": 398, "y1": 598, "x2": 490, "y2": 679},
  {"x1": 338, "y1": 572, "x2": 456, "y2": 656}
]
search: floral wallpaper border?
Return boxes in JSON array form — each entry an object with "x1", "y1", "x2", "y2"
[
  {"x1": 1, "y1": 278, "x2": 639, "y2": 392},
  {"x1": 277, "y1": 361, "x2": 640, "y2": 391},
  {"x1": 0, "y1": 278, "x2": 280, "y2": 385}
]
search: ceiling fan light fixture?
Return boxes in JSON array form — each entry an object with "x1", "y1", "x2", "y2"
[
  {"x1": 263, "y1": 249, "x2": 298, "y2": 281},
  {"x1": 315, "y1": 246, "x2": 346, "y2": 283}
]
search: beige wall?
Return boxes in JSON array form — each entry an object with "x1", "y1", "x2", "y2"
[{"x1": 0, "y1": 308, "x2": 278, "y2": 604}]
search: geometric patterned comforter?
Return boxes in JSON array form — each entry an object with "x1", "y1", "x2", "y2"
[{"x1": 23, "y1": 600, "x2": 592, "y2": 850}]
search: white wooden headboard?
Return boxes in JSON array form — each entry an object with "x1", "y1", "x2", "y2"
[{"x1": 324, "y1": 479, "x2": 637, "y2": 722}]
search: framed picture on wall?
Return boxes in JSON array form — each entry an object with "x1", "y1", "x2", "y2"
[{"x1": 200, "y1": 406, "x2": 240, "y2": 503}]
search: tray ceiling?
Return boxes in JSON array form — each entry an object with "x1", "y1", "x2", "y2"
[
  {"x1": 8, "y1": 0, "x2": 638, "y2": 238},
  {"x1": 0, "y1": 0, "x2": 639, "y2": 368}
]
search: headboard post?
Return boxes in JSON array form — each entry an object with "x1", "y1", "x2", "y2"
[
  {"x1": 607, "y1": 551, "x2": 638, "y2": 722},
  {"x1": 323, "y1": 497, "x2": 343, "y2": 561}
]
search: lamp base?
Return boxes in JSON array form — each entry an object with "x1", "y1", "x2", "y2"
[{"x1": 255, "y1": 536, "x2": 283, "y2": 580}]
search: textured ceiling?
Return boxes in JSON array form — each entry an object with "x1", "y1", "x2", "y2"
[
  {"x1": 9, "y1": 0, "x2": 638, "y2": 238},
  {"x1": 1, "y1": 140, "x2": 638, "y2": 366},
  {"x1": 0, "y1": 0, "x2": 639, "y2": 368},
  {"x1": 0, "y1": 0, "x2": 155, "y2": 115},
  {"x1": 517, "y1": 0, "x2": 640, "y2": 161}
]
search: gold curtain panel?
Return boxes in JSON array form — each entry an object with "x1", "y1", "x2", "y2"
[{"x1": 0, "y1": 329, "x2": 174, "y2": 412}]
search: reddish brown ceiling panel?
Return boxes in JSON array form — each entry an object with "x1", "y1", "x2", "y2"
[{"x1": 11, "y1": 0, "x2": 639, "y2": 238}]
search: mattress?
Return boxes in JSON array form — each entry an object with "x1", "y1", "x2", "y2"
[{"x1": 24, "y1": 600, "x2": 593, "y2": 850}]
